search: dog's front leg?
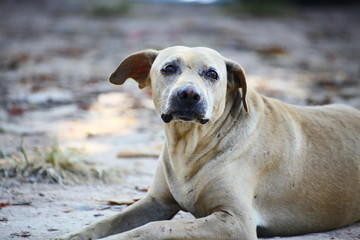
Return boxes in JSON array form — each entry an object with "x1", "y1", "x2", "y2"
[
  {"x1": 55, "y1": 195, "x2": 180, "y2": 240},
  {"x1": 100, "y1": 210, "x2": 257, "y2": 240}
]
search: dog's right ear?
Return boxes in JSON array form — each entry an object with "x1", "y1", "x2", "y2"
[{"x1": 109, "y1": 50, "x2": 159, "y2": 89}]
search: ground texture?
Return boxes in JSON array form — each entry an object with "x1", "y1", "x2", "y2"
[{"x1": 0, "y1": 1, "x2": 359, "y2": 239}]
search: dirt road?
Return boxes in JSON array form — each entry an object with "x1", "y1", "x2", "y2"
[{"x1": 0, "y1": 1, "x2": 359, "y2": 239}]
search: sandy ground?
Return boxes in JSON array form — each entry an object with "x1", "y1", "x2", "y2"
[{"x1": 0, "y1": 0, "x2": 360, "y2": 239}]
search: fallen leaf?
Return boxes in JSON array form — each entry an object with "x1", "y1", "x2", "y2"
[
  {"x1": 135, "y1": 186, "x2": 149, "y2": 192},
  {"x1": 93, "y1": 198, "x2": 141, "y2": 206},
  {"x1": 7, "y1": 53, "x2": 30, "y2": 70},
  {"x1": 98, "y1": 206, "x2": 111, "y2": 211},
  {"x1": 10, "y1": 231, "x2": 31, "y2": 238},
  {"x1": 8, "y1": 106, "x2": 26, "y2": 116},
  {"x1": 47, "y1": 228, "x2": 59, "y2": 232},
  {"x1": 0, "y1": 202, "x2": 10, "y2": 208},
  {"x1": 256, "y1": 45, "x2": 288, "y2": 56},
  {"x1": 117, "y1": 143, "x2": 162, "y2": 158},
  {"x1": 11, "y1": 201, "x2": 32, "y2": 206}
]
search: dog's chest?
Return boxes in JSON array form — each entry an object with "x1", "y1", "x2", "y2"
[
  {"x1": 168, "y1": 174, "x2": 214, "y2": 217},
  {"x1": 169, "y1": 179, "x2": 199, "y2": 213}
]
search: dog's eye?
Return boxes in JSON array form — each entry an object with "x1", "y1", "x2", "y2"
[
  {"x1": 162, "y1": 65, "x2": 176, "y2": 74},
  {"x1": 205, "y1": 70, "x2": 218, "y2": 80}
]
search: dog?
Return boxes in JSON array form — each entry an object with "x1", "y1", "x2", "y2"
[{"x1": 56, "y1": 46, "x2": 360, "y2": 240}]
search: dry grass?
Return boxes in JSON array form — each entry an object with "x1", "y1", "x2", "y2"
[
  {"x1": 222, "y1": 0, "x2": 295, "y2": 16},
  {"x1": 0, "y1": 139, "x2": 122, "y2": 184},
  {"x1": 85, "y1": 0, "x2": 133, "y2": 17}
]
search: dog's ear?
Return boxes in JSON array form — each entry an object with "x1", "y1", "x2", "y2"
[
  {"x1": 224, "y1": 59, "x2": 248, "y2": 112},
  {"x1": 109, "y1": 50, "x2": 159, "y2": 89}
]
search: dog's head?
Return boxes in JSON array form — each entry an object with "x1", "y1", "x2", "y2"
[{"x1": 109, "y1": 46, "x2": 247, "y2": 124}]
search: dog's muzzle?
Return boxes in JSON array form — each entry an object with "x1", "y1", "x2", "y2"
[{"x1": 161, "y1": 86, "x2": 209, "y2": 124}]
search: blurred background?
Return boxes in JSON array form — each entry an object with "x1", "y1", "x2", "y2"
[{"x1": 0, "y1": 0, "x2": 359, "y2": 238}]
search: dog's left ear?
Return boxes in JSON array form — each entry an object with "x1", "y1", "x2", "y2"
[
  {"x1": 224, "y1": 58, "x2": 248, "y2": 112},
  {"x1": 109, "y1": 50, "x2": 159, "y2": 89}
]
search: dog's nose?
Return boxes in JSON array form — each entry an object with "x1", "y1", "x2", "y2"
[{"x1": 177, "y1": 86, "x2": 201, "y2": 104}]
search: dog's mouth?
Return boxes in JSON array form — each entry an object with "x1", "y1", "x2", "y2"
[
  {"x1": 161, "y1": 111, "x2": 209, "y2": 124},
  {"x1": 161, "y1": 86, "x2": 209, "y2": 124}
]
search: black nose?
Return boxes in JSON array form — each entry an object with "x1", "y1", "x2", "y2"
[{"x1": 177, "y1": 86, "x2": 201, "y2": 104}]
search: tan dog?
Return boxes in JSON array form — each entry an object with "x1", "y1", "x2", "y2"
[{"x1": 56, "y1": 46, "x2": 360, "y2": 240}]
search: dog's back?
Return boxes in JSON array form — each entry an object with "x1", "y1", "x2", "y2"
[{"x1": 250, "y1": 92, "x2": 360, "y2": 236}]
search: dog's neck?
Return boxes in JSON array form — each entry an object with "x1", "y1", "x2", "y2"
[{"x1": 163, "y1": 90, "x2": 244, "y2": 175}]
